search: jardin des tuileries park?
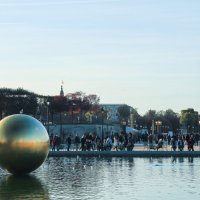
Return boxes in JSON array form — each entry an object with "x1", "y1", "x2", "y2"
[{"x1": 0, "y1": 87, "x2": 199, "y2": 145}]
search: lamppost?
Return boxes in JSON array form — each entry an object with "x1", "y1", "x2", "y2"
[
  {"x1": 60, "y1": 112, "x2": 62, "y2": 136},
  {"x1": 198, "y1": 120, "x2": 200, "y2": 134},
  {"x1": 130, "y1": 108, "x2": 134, "y2": 128},
  {"x1": 197, "y1": 120, "x2": 200, "y2": 135},
  {"x1": 101, "y1": 107, "x2": 105, "y2": 141},
  {"x1": 152, "y1": 119, "x2": 155, "y2": 135},
  {"x1": 72, "y1": 103, "x2": 76, "y2": 124},
  {"x1": 122, "y1": 120, "x2": 126, "y2": 133},
  {"x1": 155, "y1": 120, "x2": 162, "y2": 134},
  {"x1": 46, "y1": 101, "x2": 50, "y2": 135}
]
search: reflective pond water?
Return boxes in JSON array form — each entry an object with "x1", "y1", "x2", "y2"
[{"x1": 0, "y1": 157, "x2": 200, "y2": 200}]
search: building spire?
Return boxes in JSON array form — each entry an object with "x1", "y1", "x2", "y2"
[{"x1": 60, "y1": 80, "x2": 64, "y2": 96}]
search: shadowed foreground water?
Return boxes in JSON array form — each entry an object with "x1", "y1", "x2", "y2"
[{"x1": 0, "y1": 157, "x2": 200, "y2": 200}]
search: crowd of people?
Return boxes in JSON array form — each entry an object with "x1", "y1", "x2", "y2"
[
  {"x1": 49, "y1": 131, "x2": 199, "y2": 152},
  {"x1": 147, "y1": 133, "x2": 196, "y2": 151},
  {"x1": 50, "y1": 131, "x2": 135, "y2": 151}
]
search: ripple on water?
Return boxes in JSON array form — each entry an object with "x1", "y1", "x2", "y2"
[{"x1": 1, "y1": 157, "x2": 200, "y2": 200}]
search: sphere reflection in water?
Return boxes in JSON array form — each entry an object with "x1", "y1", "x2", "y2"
[
  {"x1": 0, "y1": 175, "x2": 49, "y2": 200},
  {"x1": 0, "y1": 114, "x2": 49, "y2": 174}
]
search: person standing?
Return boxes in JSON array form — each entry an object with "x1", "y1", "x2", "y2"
[
  {"x1": 178, "y1": 136, "x2": 184, "y2": 151},
  {"x1": 74, "y1": 134, "x2": 80, "y2": 151},
  {"x1": 80, "y1": 135, "x2": 86, "y2": 151},
  {"x1": 67, "y1": 135, "x2": 72, "y2": 151},
  {"x1": 51, "y1": 135, "x2": 56, "y2": 151},
  {"x1": 171, "y1": 137, "x2": 177, "y2": 151},
  {"x1": 188, "y1": 135, "x2": 195, "y2": 151}
]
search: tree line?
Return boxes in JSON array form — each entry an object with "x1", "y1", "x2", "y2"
[
  {"x1": 0, "y1": 88, "x2": 199, "y2": 134},
  {"x1": 118, "y1": 104, "x2": 199, "y2": 135},
  {"x1": 0, "y1": 88, "x2": 100, "y2": 124}
]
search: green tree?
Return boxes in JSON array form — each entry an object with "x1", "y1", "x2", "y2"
[
  {"x1": 143, "y1": 109, "x2": 156, "y2": 133},
  {"x1": 0, "y1": 87, "x2": 38, "y2": 117},
  {"x1": 117, "y1": 104, "x2": 130, "y2": 123},
  {"x1": 180, "y1": 108, "x2": 198, "y2": 133},
  {"x1": 164, "y1": 109, "x2": 180, "y2": 134}
]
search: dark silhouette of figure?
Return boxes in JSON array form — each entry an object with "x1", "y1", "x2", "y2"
[{"x1": 66, "y1": 135, "x2": 72, "y2": 151}]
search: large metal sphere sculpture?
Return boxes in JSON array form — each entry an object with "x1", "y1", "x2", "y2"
[{"x1": 0, "y1": 114, "x2": 49, "y2": 174}]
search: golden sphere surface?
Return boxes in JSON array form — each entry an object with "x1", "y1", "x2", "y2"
[{"x1": 0, "y1": 114, "x2": 49, "y2": 174}]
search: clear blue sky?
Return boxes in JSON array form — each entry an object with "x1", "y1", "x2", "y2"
[{"x1": 0, "y1": 0, "x2": 200, "y2": 115}]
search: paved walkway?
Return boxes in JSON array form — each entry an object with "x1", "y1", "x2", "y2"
[{"x1": 48, "y1": 144, "x2": 200, "y2": 158}]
